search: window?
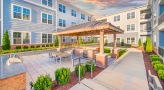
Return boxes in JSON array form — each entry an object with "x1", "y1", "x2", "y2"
[
  {"x1": 88, "y1": 16, "x2": 91, "y2": 21},
  {"x1": 127, "y1": 24, "x2": 135, "y2": 31},
  {"x1": 13, "y1": 32, "x2": 22, "y2": 44},
  {"x1": 59, "y1": 19, "x2": 66, "y2": 27},
  {"x1": 13, "y1": 32, "x2": 30, "y2": 44},
  {"x1": 71, "y1": 22, "x2": 76, "y2": 25},
  {"x1": 42, "y1": 13, "x2": 52, "y2": 24},
  {"x1": 131, "y1": 37, "x2": 135, "y2": 44},
  {"x1": 71, "y1": 37, "x2": 76, "y2": 42},
  {"x1": 42, "y1": 13, "x2": 47, "y2": 23},
  {"x1": 117, "y1": 38, "x2": 121, "y2": 43},
  {"x1": 127, "y1": 25, "x2": 131, "y2": 31},
  {"x1": 131, "y1": 24, "x2": 135, "y2": 31},
  {"x1": 131, "y1": 12, "x2": 135, "y2": 18},
  {"x1": 88, "y1": 37, "x2": 91, "y2": 42},
  {"x1": 81, "y1": 14, "x2": 85, "y2": 20},
  {"x1": 23, "y1": 32, "x2": 30, "y2": 44},
  {"x1": 62, "y1": 36, "x2": 65, "y2": 42},
  {"x1": 48, "y1": 15, "x2": 52, "y2": 24},
  {"x1": 48, "y1": 34, "x2": 52, "y2": 43},
  {"x1": 23, "y1": 8, "x2": 30, "y2": 20},
  {"x1": 42, "y1": 34, "x2": 47, "y2": 43},
  {"x1": 71, "y1": 9, "x2": 76, "y2": 17},
  {"x1": 42, "y1": 0, "x2": 52, "y2": 7},
  {"x1": 127, "y1": 12, "x2": 135, "y2": 19},
  {"x1": 13, "y1": 5, "x2": 22, "y2": 19},
  {"x1": 127, "y1": 38, "x2": 131, "y2": 44},
  {"x1": 114, "y1": 15, "x2": 120, "y2": 22},
  {"x1": 59, "y1": 4, "x2": 66, "y2": 13}
]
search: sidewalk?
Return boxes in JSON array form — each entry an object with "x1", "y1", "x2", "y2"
[{"x1": 71, "y1": 49, "x2": 149, "y2": 90}]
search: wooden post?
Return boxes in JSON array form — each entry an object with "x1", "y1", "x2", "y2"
[
  {"x1": 77, "y1": 36, "x2": 79, "y2": 48},
  {"x1": 58, "y1": 35, "x2": 62, "y2": 51},
  {"x1": 100, "y1": 30, "x2": 104, "y2": 54},
  {"x1": 113, "y1": 33, "x2": 116, "y2": 49}
]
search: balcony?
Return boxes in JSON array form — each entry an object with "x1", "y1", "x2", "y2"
[
  {"x1": 140, "y1": 27, "x2": 152, "y2": 35},
  {"x1": 140, "y1": 13, "x2": 152, "y2": 22}
]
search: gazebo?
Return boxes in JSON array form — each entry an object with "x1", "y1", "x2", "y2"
[{"x1": 53, "y1": 21, "x2": 124, "y2": 68}]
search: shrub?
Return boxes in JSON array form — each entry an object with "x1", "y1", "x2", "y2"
[
  {"x1": 145, "y1": 37, "x2": 152, "y2": 52},
  {"x1": 158, "y1": 70, "x2": 164, "y2": 80},
  {"x1": 121, "y1": 39, "x2": 124, "y2": 46},
  {"x1": 154, "y1": 64, "x2": 164, "y2": 72},
  {"x1": 104, "y1": 48, "x2": 111, "y2": 53},
  {"x1": 2, "y1": 30, "x2": 10, "y2": 50},
  {"x1": 91, "y1": 37, "x2": 94, "y2": 43},
  {"x1": 75, "y1": 64, "x2": 85, "y2": 78},
  {"x1": 23, "y1": 46, "x2": 28, "y2": 49},
  {"x1": 55, "y1": 36, "x2": 59, "y2": 46},
  {"x1": 36, "y1": 45, "x2": 40, "y2": 48},
  {"x1": 150, "y1": 54, "x2": 159, "y2": 58},
  {"x1": 118, "y1": 49, "x2": 127, "y2": 58},
  {"x1": 86, "y1": 61, "x2": 96, "y2": 72},
  {"x1": 50, "y1": 44, "x2": 53, "y2": 47},
  {"x1": 42, "y1": 45, "x2": 45, "y2": 47},
  {"x1": 79, "y1": 37, "x2": 83, "y2": 45},
  {"x1": 104, "y1": 39, "x2": 108, "y2": 46},
  {"x1": 138, "y1": 38, "x2": 142, "y2": 47},
  {"x1": 55, "y1": 68, "x2": 70, "y2": 85},
  {"x1": 150, "y1": 57, "x2": 161, "y2": 62},
  {"x1": 31, "y1": 45, "x2": 35, "y2": 48},
  {"x1": 16, "y1": 46, "x2": 21, "y2": 49},
  {"x1": 125, "y1": 44, "x2": 132, "y2": 48},
  {"x1": 152, "y1": 61, "x2": 161, "y2": 67},
  {"x1": 33, "y1": 74, "x2": 52, "y2": 90},
  {"x1": 46, "y1": 45, "x2": 49, "y2": 47}
]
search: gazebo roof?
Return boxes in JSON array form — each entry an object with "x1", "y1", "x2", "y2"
[{"x1": 53, "y1": 21, "x2": 124, "y2": 36}]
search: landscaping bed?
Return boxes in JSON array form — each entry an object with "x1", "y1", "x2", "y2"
[
  {"x1": 52, "y1": 66, "x2": 103, "y2": 90},
  {"x1": 142, "y1": 50, "x2": 164, "y2": 88}
]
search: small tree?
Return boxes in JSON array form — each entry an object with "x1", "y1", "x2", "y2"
[
  {"x1": 138, "y1": 38, "x2": 142, "y2": 47},
  {"x1": 79, "y1": 37, "x2": 83, "y2": 45},
  {"x1": 121, "y1": 39, "x2": 124, "y2": 46},
  {"x1": 104, "y1": 39, "x2": 108, "y2": 46},
  {"x1": 145, "y1": 37, "x2": 152, "y2": 52},
  {"x1": 55, "y1": 36, "x2": 59, "y2": 46},
  {"x1": 2, "y1": 30, "x2": 10, "y2": 50},
  {"x1": 91, "y1": 36, "x2": 94, "y2": 43}
]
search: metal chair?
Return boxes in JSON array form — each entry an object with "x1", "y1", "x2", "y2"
[{"x1": 48, "y1": 52, "x2": 54, "y2": 61}]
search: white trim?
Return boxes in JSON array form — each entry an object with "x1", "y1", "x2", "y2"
[
  {"x1": 1, "y1": 0, "x2": 3, "y2": 46},
  {"x1": 11, "y1": 4, "x2": 32, "y2": 22},
  {"x1": 41, "y1": 12, "x2": 53, "y2": 25}
]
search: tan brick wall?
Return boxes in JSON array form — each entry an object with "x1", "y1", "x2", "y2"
[
  {"x1": 96, "y1": 54, "x2": 108, "y2": 68},
  {"x1": 0, "y1": 73, "x2": 26, "y2": 90}
]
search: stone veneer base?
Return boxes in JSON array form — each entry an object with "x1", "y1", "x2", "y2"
[{"x1": 96, "y1": 53, "x2": 108, "y2": 68}]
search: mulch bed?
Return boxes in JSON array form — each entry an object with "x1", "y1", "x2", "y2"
[
  {"x1": 142, "y1": 49, "x2": 164, "y2": 88},
  {"x1": 51, "y1": 66, "x2": 104, "y2": 90}
]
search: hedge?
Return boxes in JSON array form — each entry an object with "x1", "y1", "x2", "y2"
[
  {"x1": 23, "y1": 46, "x2": 28, "y2": 49},
  {"x1": 33, "y1": 74, "x2": 52, "y2": 90},
  {"x1": 151, "y1": 61, "x2": 161, "y2": 68},
  {"x1": 150, "y1": 57, "x2": 161, "y2": 62},
  {"x1": 158, "y1": 70, "x2": 164, "y2": 80},
  {"x1": 75, "y1": 64, "x2": 85, "y2": 78},
  {"x1": 154, "y1": 64, "x2": 164, "y2": 72},
  {"x1": 104, "y1": 48, "x2": 111, "y2": 53},
  {"x1": 86, "y1": 61, "x2": 96, "y2": 72},
  {"x1": 118, "y1": 49, "x2": 127, "y2": 58},
  {"x1": 55, "y1": 68, "x2": 70, "y2": 85},
  {"x1": 16, "y1": 46, "x2": 21, "y2": 49},
  {"x1": 31, "y1": 45, "x2": 35, "y2": 48}
]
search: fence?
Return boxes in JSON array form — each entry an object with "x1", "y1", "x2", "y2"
[{"x1": 148, "y1": 70, "x2": 163, "y2": 90}]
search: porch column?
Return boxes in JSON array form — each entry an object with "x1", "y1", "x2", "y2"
[
  {"x1": 100, "y1": 30, "x2": 104, "y2": 54},
  {"x1": 58, "y1": 35, "x2": 62, "y2": 52},
  {"x1": 77, "y1": 36, "x2": 80, "y2": 48},
  {"x1": 113, "y1": 33, "x2": 116, "y2": 49},
  {"x1": 96, "y1": 30, "x2": 108, "y2": 68},
  {"x1": 112, "y1": 33, "x2": 118, "y2": 58}
]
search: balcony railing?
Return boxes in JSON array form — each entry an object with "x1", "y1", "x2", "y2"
[
  {"x1": 158, "y1": 46, "x2": 164, "y2": 57},
  {"x1": 140, "y1": 27, "x2": 151, "y2": 32},
  {"x1": 140, "y1": 13, "x2": 152, "y2": 20},
  {"x1": 159, "y1": 12, "x2": 164, "y2": 25}
]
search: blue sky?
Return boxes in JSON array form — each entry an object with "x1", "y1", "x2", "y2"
[{"x1": 65, "y1": 0, "x2": 148, "y2": 18}]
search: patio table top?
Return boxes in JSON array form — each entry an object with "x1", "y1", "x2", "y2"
[{"x1": 52, "y1": 52, "x2": 71, "y2": 58}]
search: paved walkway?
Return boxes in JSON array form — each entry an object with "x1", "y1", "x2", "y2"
[{"x1": 71, "y1": 49, "x2": 149, "y2": 90}]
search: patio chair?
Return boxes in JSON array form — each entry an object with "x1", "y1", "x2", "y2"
[
  {"x1": 53, "y1": 55, "x2": 61, "y2": 64},
  {"x1": 48, "y1": 52, "x2": 54, "y2": 61},
  {"x1": 9, "y1": 54, "x2": 16, "y2": 58}
]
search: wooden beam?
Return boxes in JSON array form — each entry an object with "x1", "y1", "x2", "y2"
[{"x1": 100, "y1": 30, "x2": 104, "y2": 54}]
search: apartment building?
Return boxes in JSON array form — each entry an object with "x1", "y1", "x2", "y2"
[
  {"x1": 149, "y1": 0, "x2": 164, "y2": 57},
  {"x1": 0, "y1": 0, "x2": 92, "y2": 48},
  {"x1": 96, "y1": 5, "x2": 152, "y2": 45}
]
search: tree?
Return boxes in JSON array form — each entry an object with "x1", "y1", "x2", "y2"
[
  {"x1": 104, "y1": 39, "x2": 108, "y2": 46},
  {"x1": 2, "y1": 30, "x2": 10, "y2": 50},
  {"x1": 91, "y1": 36, "x2": 94, "y2": 43},
  {"x1": 55, "y1": 36, "x2": 59, "y2": 46},
  {"x1": 138, "y1": 38, "x2": 142, "y2": 47},
  {"x1": 145, "y1": 37, "x2": 152, "y2": 52},
  {"x1": 79, "y1": 37, "x2": 83, "y2": 45},
  {"x1": 121, "y1": 39, "x2": 124, "y2": 46}
]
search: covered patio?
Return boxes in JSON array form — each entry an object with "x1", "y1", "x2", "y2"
[{"x1": 53, "y1": 21, "x2": 124, "y2": 68}]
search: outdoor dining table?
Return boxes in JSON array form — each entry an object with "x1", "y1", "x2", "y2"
[{"x1": 52, "y1": 52, "x2": 72, "y2": 64}]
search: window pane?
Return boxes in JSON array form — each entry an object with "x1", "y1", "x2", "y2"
[
  {"x1": 131, "y1": 24, "x2": 135, "y2": 31},
  {"x1": 59, "y1": 19, "x2": 62, "y2": 26},
  {"x1": 48, "y1": 34, "x2": 52, "y2": 43},
  {"x1": 23, "y1": 8, "x2": 30, "y2": 20},
  {"x1": 42, "y1": 0, "x2": 47, "y2": 5},
  {"x1": 117, "y1": 15, "x2": 120, "y2": 21},
  {"x1": 131, "y1": 12, "x2": 135, "y2": 18},
  {"x1": 42, "y1": 13, "x2": 47, "y2": 23},
  {"x1": 48, "y1": 0, "x2": 52, "y2": 7},
  {"x1": 117, "y1": 38, "x2": 120, "y2": 43},
  {"x1": 127, "y1": 13, "x2": 130, "y2": 19},
  {"x1": 127, "y1": 38, "x2": 130, "y2": 44},
  {"x1": 48, "y1": 15, "x2": 52, "y2": 24},
  {"x1": 131, "y1": 37, "x2": 135, "y2": 44},
  {"x1": 13, "y1": 32, "x2": 22, "y2": 44},
  {"x1": 42, "y1": 34, "x2": 47, "y2": 43},
  {"x1": 23, "y1": 32, "x2": 30, "y2": 44},
  {"x1": 127, "y1": 25, "x2": 130, "y2": 31},
  {"x1": 13, "y1": 5, "x2": 22, "y2": 19},
  {"x1": 63, "y1": 20, "x2": 66, "y2": 27}
]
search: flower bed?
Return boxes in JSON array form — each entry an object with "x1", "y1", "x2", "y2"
[{"x1": 142, "y1": 50, "x2": 164, "y2": 88}]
